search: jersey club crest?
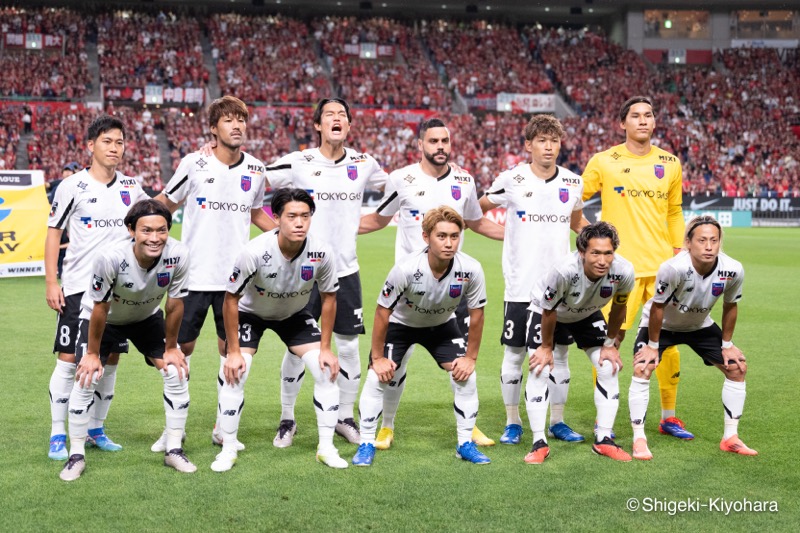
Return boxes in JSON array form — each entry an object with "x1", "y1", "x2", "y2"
[
  {"x1": 600, "y1": 286, "x2": 612, "y2": 298},
  {"x1": 157, "y1": 272, "x2": 170, "y2": 287},
  {"x1": 449, "y1": 284, "x2": 462, "y2": 298},
  {"x1": 559, "y1": 188, "x2": 569, "y2": 203},
  {"x1": 120, "y1": 191, "x2": 131, "y2": 206},
  {"x1": 712, "y1": 282, "x2": 724, "y2": 296},
  {"x1": 654, "y1": 164, "x2": 665, "y2": 179},
  {"x1": 451, "y1": 185, "x2": 461, "y2": 200},
  {"x1": 347, "y1": 165, "x2": 358, "y2": 181},
  {"x1": 301, "y1": 265, "x2": 314, "y2": 281},
  {"x1": 241, "y1": 175, "x2": 252, "y2": 192}
]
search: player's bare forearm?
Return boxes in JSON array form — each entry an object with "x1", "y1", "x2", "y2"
[
  {"x1": 571, "y1": 209, "x2": 588, "y2": 233},
  {"x1": 87, "y1": 301, "x2": 110, "y2": 358},
  {"x1": 358, "y1": 212, "x2": 391, "y2": 234},
  {"x1": 478, "y1": 195, "x2": 497, "y2": 214},
  {"x1": 647, "y1": 301, "x2": 664, "y2": 343},
  {"x1": 319, "y1": 291, "x2": 337, "y2": 352},
  {"x1": 223, "y1": 292, "x2": 243, "y2": 354},
  {"x1": 154, "y1": 192, "x2": 181, "y2": 213},
  {"x1": 721, "y1": 302, "x2": 738, "y2": 342},
  {"x1": 540, "y1": 308, "x2": 558, "y2": 349},
  {"x1": 164, "y1": 297, "x2": 184, "y2": 351},
  {"x1": 251, "y1": 207, "x2": 277, "y2": 232},
  {"x1": 466, "y1": 217, "x2": 504, "y2": 241},
  {"x1": 607, "y1": 301, "x2": 628, "y2": 340},
  {"x1": 370, "y1": 306, "x2": 392, "y2": 361},
  {"x1": 464, "y1": 307, "x2": 484, "y2": 362},
  {"x1": 44, "y1": 227, "x2": 65, "y2": 310}
]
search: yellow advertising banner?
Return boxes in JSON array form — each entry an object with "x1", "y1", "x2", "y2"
[{"x1": 0, "y1": 171, "x2": 48, "y2": 277}]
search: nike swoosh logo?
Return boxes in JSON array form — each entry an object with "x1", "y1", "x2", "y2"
[{"x1": 690, "y1": 199, "x2": 718, "y2": 210}]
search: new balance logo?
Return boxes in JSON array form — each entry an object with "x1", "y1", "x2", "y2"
[
  {"x1": 327, "y1": 405, "x2": 339, "y2": 412},
  {"x1": 222, "y1": 410, "x2": 237, "y2": 416},
  {"x1": 177, "y1": 401, "x2": 190, "y2": 410},
  {"x1": 529, "y1": 396, "x2": 544, "y2": 403},
  {"x1": 56, "y1": 398, "x2": 69, "y2": 404}
]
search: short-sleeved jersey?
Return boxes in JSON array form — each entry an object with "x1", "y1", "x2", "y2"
[
  {"x1": 163, "y1": 151, "x2": 266, "y2": 291},
  {"x1": 48, "y1": 170, "x2": 149, "y2": 297},
  {"x1": 484, "y1": 164, "x2": 584, "y2": 302},
  {"x1": 265, "y1": 147, "x2": 388, "y2": 277},
  {"x1": 227, "y1": 230, "x2": 338, "y2": 321},
  {"x1": 582, "y1": 143, "x2": 684, "y2": 278},
  {"x1": 80, "y1": 238, "x2": 190, "y2": 325},
  {"x1": 378, "y1": 249, "x2": 487, "y2": 328},
  {"x1": 376, "y1": 163, "x2": 483, "y2": 260},
  {"x1": 640, "y1": 251, "x2": 744, "y2": 332},
  {"x1": 531, "y1": 251, "x2": 635, "y2": 323}
]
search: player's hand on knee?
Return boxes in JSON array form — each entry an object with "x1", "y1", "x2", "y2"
[
  {"x1": 319, "y1": 349, "x2": 340, "y2": 382},
  {"x1": 722, "y1": 345, "x2": 747, "y2": 374},
  {"x1": 224, "y1": 352, "x2": 246, "y2": 385},
  {"x1": 599, "y1": 346, "x2": 623, "y2": 375},
  {"x1": 529, "y1": 347, "x2": 553, "y2": 376},
  {"x1": 76, "y1": 353, "x2": 103, "y2": 389},
  {"x1": 163, "y1": 348, "x2": 188, "y2": 381},
  {"x1": 372, "y1": 357, "x2": 396, "y2": 383},
  {"x1": 450, "y1": 356, "x2": 475, "y2": 382}
]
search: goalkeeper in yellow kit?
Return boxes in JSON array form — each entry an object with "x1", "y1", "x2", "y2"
[{"x1": 582, "y1": 96, "x2": 693, "y2": 440}]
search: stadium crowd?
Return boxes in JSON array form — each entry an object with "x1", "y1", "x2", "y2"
[{"x1": 2, "y1": 7, "x2": 799, "y2": 197}]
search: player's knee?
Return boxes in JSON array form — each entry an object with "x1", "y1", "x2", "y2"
[
  {"x1": 553, "y1": 344, "x2": 569, "y2": 364},
  {"x1": 722, "y1": 365, "x2": 746, "y2": 382},
  {"x1": 451, "y1": 371, "x2": 477, "y2": 392},
  {"x1": 334, "y1": 334, "x2": 359, "y2": 358}
]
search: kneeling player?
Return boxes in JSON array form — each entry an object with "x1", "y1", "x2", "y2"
[
  {"x1": 60, "y1": 200, "x2": 193, "y2": 481},
  {"x1": 353, "y1": 206, "x2": 490, "y2": 466},
  {"x1": 213, "y1": 188, "x2": 345, "y2": 471},
  {"x1": 629, "y1": 215, "x2": 755, "y2": 460},
  {"x1": 525, "y1": 222, "x2": 634, "y2": 463}
]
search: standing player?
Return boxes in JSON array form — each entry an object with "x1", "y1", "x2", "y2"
[
  {"x1": 265, "y1": 98, "x2": 387, "y2": 447},
  {"x1": 213, "y1": 188, "x2": 346, "y2": 471},
  {"x1": 358, "y1": 117, "x2": 503, "y2": 449},
  {"x1": 628, "y1": 216, "x2": 755, "y2": 460},
  {"x1": 352, "y1": 207, "x2": 490, "y2": 466},
  {"x1": 525, "y1": 222, "x2": 634, "y2": 463},
  {"x1": 152, "y1": 96, "x2": 273, "y2": 452},
  {"x1": 479, "y1": 115, "x2": 587, "y2": 446},
  {"x1": 59, "y1": 200, "x2": 194, "y2": 481},
  {"x1": 45, "y1": 115, "x2": 149, "y2": 460},
  {"x1": 582, "y1": 96, "x2": 691, "y2": 440}
]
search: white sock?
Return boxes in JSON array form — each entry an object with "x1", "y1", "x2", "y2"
[
  {"x1": 303, "y1": 349, "x2": 339, "y2": 450},
  {"x1": 357, "y1": 369, "x2": 385, "y2": 445},
  {"x1": 215, "y1": 355, "x2": 225, "y2": 428},
  {"x1": 217, "y1": 353, "x2": 252, "y2": 453},
  {"x1": 67, "y1": 378, "x2": 97, "y2": 457},
  {"x1": 588, "y1": 347, "x2": 619, "y2": 441},
  {"x1": 629, "y1": 377, "x2": 650, "y2": 440},
  {"x1": 500, "y1": 345, "x2": 525, "y2": 425},
  {"x1": 722, "y1": 379, "x2": 746, "y2": 439},
  {"x1": 380, "y1": 346, "x2": 411, "y2": 430},
  {"x1": 334, "y1": 333, "x2": 361, "y2": 421},
  {"x1": 50, "y1": 359, "x2": 76, "y2": 436},
  {"x1": 451, "y1": 372, "x2": 479, "y2": 446},
  {"x1": 662, "y1": 409, "x2": 675, "y2": 420},
  {"x1": 524, "y1": 360, "x2": 550, "y2": 443},
  {"x1": 89, "y1": 363, "x2": 117, "y2": 431},
  {"x1": 548, "y1": 344, "x2": 570, "y2": 426},
  {"x1": 163, "y1": 364, "x2": 191, "y2": 451},
  {"x1": 280, "y1": 349, "x2": 305, "y2": 421}
]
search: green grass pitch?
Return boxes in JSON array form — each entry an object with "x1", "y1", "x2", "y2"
[{"x1": 0, "y1": 227, "x2": 797, "y2": 531}]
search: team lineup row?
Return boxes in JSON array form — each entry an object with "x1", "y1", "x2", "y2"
[{"x1": 46, "y1": 96, "x2": 756, "y2": 481}]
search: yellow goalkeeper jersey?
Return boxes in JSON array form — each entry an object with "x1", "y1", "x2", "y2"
[{"x1": 582, "y1": 143, "x2": 684, "y2": 277}]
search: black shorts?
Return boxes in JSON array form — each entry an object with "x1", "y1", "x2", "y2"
[
  {"x1": 306, "y1": 271, "x2": 364, "y2": 335},
  {"x1": 455, "y1": 297, "x2": 470, "y2": 339},
  {"x1": 527, "y1": 311, "x2": 605, "y2": 350},
  {"x1": 53, "y1": 292, "x2": 83, "y2": 354},
  {"x1": 236, "y1": 310, "x2": 321, "y2": 352},
  {"x1": 178, "y1": 291, "x2": 226, "y2": 344},
  {"x1": 373, "y1": 319, "x2": 467, "y2": 368},
  {"x1": 76, "y1": 310, "x2": 166, "y2": 366},
  {"x1": 500, "y1": 301, "x2": 530, "y2": 347},
  {"x1": 634, "y1": 324, "x2": 724, "y2": 366}
]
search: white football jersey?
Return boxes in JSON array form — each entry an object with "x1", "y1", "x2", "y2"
[
  {"x1": 80, "y1": 238, "x2": 190, "y2": 325},
  {"x1": 265, "y1": 147, "x2": 388, "y2": 277},
  {"x1": 376, "y1": 163, "x2": 483, "y2": 260},
  {"x1": 641, "y1": 250, "x2": 744, "y2": 332},
  {"x1": 378, "y1": 249, "x2": 487, "y2": 328},
  {"x1": 531, "y1": 250, "x2": 635, "y2": 323},
  {"x1": 163, "y1": 151, "x2": 266, "y2": 291},
  {"x1": 48, "y1": 170, "x2": 150, "y2": 297},
  {"x1": 227, "y1": 230, "x2": 338, "y2": 321},
  {"x1": 484, "y1": 164, "x2": 583, "y2": 302}
]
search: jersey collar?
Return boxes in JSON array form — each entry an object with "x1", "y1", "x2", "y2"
[
  {"x1": 228, "y1": 152, "x2": 245, "y2": 170},
  {"x1": 435, "y1": 165, "x2": 452, "y2": 182}
]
